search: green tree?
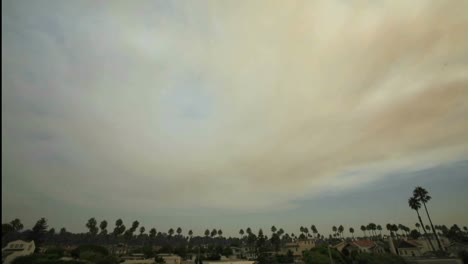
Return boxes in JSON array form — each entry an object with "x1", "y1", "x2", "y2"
[
  {"x1": 415, "y1": 223, "x2": 421, "y2": 233},
  {"x1": 10, "y1": 219, "x2": 24, "y2": 232},
  {"x1": 377, "y1": 225, "x2": 382, "y2": 237},
  {"x1": 338, "y1": 225, "x2": 344, "y2": 238},
  {"x1": 204, "y1": 229, "x2": 210, "y2": 237},
  {"x1": 360, "y1": 225, "x2": 367, "y2": 237},
  {"x1": 410, "y1": 229, "x2": 421, "y2": 239},
  {"x1": 413, "y1": 186, "x2": 443, "y2": 251},
  {"x1": 311, "y1": 225, "x2": 318, "y2": 238},
  {"x1": 113, "y1": 219, "x2": 126, "y2": 237},
  {"x1": 168, "y1": 228, "x2": 175, "y2": 237},
  {"x1": 188, "y1": 229, "x2": 193, "y2": 238},
  {"x1": 140, "y1": 226, "x2": 145, "y2": 236},
  {"x1": 271, "y1": 226, "x2": 277, "y2": 234},
  {"x1": 211, "y1": 229, "x2": 217, "y2": 238},
  {"x1": 2, "y1": 223, "x2": 14, "y2": 236},
  {"x1": 30, "y1": 217, "x2": 48, "y2": 246},
  {"x1": 349, "y1": 227, "x2": 355, "y2": 238},
  {"x1": 176, "y1": 227, "x2": 182, "y2": 237},
  {"x1": 239, "y1": 229, "x2": 245, "y2": 237},
  {"x1": 100, "y1": 220, "x2": 108, "y2": 235},
  {"x1": 332, "y1": 226, "x2": 337, "y2": 237},
  {"x1": 86, "y1": 218, "x2": 99, "y2": 236},
  {"x1": 217, "y1": 229, "x2": 223, "y2": 237},
  {"x1": 149, "y1": 228, "x2": 157, "y2": 239},
  {"x1": 270, "y1": 232, "x2": 281, "y2": 252},
  {"x1": 409, "y1": 196, "x2": 436, "y2": 251}
]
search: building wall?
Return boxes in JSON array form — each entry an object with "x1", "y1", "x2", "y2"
[{"x1": 398, "y1": 247, "x2": 422, "y2": 257}]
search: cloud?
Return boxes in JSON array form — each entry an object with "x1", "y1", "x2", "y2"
[{"x1": 2, "y1": 0, "x2": 468, "y2": 213}]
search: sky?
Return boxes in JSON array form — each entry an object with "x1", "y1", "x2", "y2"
[{"x1": 2, "y1": 0, "x2": 468, "y2": 237}]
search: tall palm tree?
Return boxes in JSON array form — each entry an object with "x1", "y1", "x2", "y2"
[
  {"x1": 386, "y1": 224, "x2": 393, "y2": 237},
  {"x1": 188, "y1": 230, "x2": 193, "y2": 239},
  {"x1": 311, "y1": 225, "x2": 318, "y2": 238},
  {"x1": 332, "y1": 226, "x2": 337, "y2": 237},
  {"x1": 338, "y1": 225, "x2": 344, "y2": 239},
  {"x1": 239, "y1": 229, "x2": 245, "y2": 237},
  {"x1": 168, "y1": 228, "x2": 175, "y2": 237},
  {"x1": 349, "y1": 228, "x2": 355, "y2": 239},
  {"x1": 217, "y1": 229, "x2": 223, "y2": 237},
  {"x1": 271, "y1": 226, "x2": 277, "y2": 234},
  {"x1": 204, "y1": 229, "x2": 210, "y2": 237},
  {"x1": 409, "y1": 197, "x2": 436, "y2": 252},
  {"x1": 360, "y1": 225, "x2": 367, "y2": 237},
  {"x1": 377, "y1": 225, "x2": 382, "y2": 237},
  {"x1": 413, "y1": 186, "x2": 442, "y2": 251},
  {"x1": 99, "y1": 220, "x2": 108, "y2": 235},
  {"x1": 415, "y1": 223, "x2": 421, "y2": 233},
  {"x1": 176, "y1": 227, "x2": 182, "y2": 237}
]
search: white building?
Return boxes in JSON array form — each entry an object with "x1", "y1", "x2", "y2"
[{"x1": 2, "y1": 240, "x2": 36, "y2": 264}]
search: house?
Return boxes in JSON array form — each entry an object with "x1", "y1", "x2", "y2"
[
  {"x1": 158, "y1": 253, "x2": 182, "y2": 264},
  {"x1": 333, "y1": 241, "x2": 358, "y2": 257},
  {"x1": 447, "y1": 242, "x2": 468, "y2": 258},
  {"x1": 396, "y1": 240, "x2": 423, "y2": 257},
  {"x1": 2, "y1": 240, "x2": 36, "y2": 264},
  {"x1": 280, "y1": 239, "x2": 315, "y2": 257},
  {"x1": 230, "y1": 247, "x2": 248, "y2": 259},
  {"x1": 352, "y1": 240, "x2": 385, "y2": 254},
  {"x1": 110, "y1": 243, "x2": 129, "y2": 255}
]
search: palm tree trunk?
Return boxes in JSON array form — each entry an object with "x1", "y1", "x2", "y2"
[
  {"x1": 417, "y1": 210, "x2": 436, "y2": 252},
  {"x1": 422, "y1": 202, "x2": 443, "y2": 251}
]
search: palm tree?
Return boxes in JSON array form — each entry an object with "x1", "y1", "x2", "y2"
[
  {"x1": 139, "y1": 226, "x2": 145, "y2": 236},
  {"x1": 304, "y1": 227, "x2": 310, "y2": 238},
  {"x1": 278, "y1": 228, "x2": 285, "y2": 236},
  {"x1": 409, "y1": 196, "x2": 436, "y2": 252},
  {"x1": 415, "y1": 223, "x2": 421, "y2": 233},
  {"x1": 149, "y1": 228, "x2": 156, "y2": 239},
  {"x1": 176, "y1": 227, "x2": 182, "y2": 237},
  {"x1": 217, "y1": 229, "x2": 223, "y2": 237},
  {"x1": 413, "y1": 186, "x2": 443, "y2": 251},
  {"x1": 210, "y1": 229, "x2": 217, "y2": 238},
  {"x1": 311, "y1": 225, "x2": 318, "y2": 238},
  {"x1": 377, "y1": 225, "x2": 382, "y2": 238},
  {"x1": 349, "y1": 227, "x2": 355, "y2": 239},
  {"x1": 168, "y1": 228, "x2": 175, "y2": 237},
  {"x1": 338, "y1": 225, "x2": 344, "y2": 239},
  {"x1": 271, "y1": 226, "x2": 277, "y2": 234},
  {"x1": 332, "y1": 226, "x2": 337, "y2": 238},
  {"x1": 239, "y1": 229, "x2": 245, "y2": 237},
  {"x1": 425, "y1": 225, "x2": 431, "y2": 232},
  {"x1": 99, "y1": 220, "x2": 108, "y2": 235},
  {"x1": 204, "y1": 229, "x2": 210, "y2": 237},
  {"x1": 246, "y1": 227, "x2": 252, "y2": 235},
  {"x1": 360, "y1": 225, "x2": 367, "y2": 237},
  {"x1": 188, "y1": 230, "x2": 193, "y2": 238}
]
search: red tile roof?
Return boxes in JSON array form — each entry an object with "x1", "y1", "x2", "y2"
[{"x1": 353, "y1": 240, "x2": 376, "y2": 248}]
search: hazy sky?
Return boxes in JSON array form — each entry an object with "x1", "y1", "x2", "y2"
[{"x1": 2, "y1": 0, "x2": 468, "y2": 236}]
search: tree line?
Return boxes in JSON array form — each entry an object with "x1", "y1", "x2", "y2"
[{"x1": 3, "y1": 187, "x2": 467, "y2": 252}]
